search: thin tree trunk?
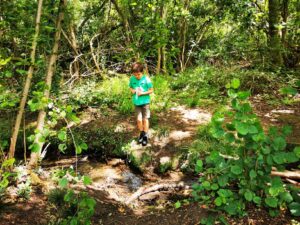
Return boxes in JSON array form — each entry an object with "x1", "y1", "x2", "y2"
[
  {"x1": 111, "y1": 0, "x2": 132, "y2": 45},
  {"x1": 69, "y1": 24, "x2": 80, "y2": 78},
  {"x1": 61, "y1": 28, "x2": 89, "y2": 75},
  {"x1": 90, "y1": 33, "x2": 103, "y2": 75},
  {"x1": 281, "y1": 0, "x2": 289, "y2": 44},
  {"x1": 268, "y1": 0, "x2": 283, "y2": 66},
  {"x1": 161, "y1": 2, "x2": 168, "y2": 74},
  {"x1": 184, "y1": 19, "x2": 212, "y2": 69},
  {"x1": 28, "y1": 0, "x2": 67, "y2": 168},
  {"x1": 156, "y1": 47, "x2": 161, "y2": 74},
  {"x1": 178, "y1": 0, "x2": 189, "y2": 72},
  {"x1": 156, "y1": 1, "x2": 168, "y2": 74},
  {"x1": 8, "y1": 0, "x2": 43, "y2": 160}
]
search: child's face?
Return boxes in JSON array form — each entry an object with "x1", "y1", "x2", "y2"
[{"x1": 133, "y1": 72, "x2": 143, "y2": 80}]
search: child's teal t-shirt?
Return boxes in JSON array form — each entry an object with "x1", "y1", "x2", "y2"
[{"x1": 129, "y1": 75, "x2": 153, "y2": 106}]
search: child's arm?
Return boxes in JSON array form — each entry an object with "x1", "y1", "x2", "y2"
[{"x1": 130, "y1": 88, "x2": 136, "y2": 94}]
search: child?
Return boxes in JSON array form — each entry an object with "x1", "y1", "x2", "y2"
[{"x1": 129, "y1": 62, "x2": 154, "y2": 146}]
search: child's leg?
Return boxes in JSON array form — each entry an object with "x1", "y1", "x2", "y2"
[
  {"x1": 135, "y1": 106, "x2": 145, "y2": 143},
  {"x1": 141, "y1": 104, "x2": 150, "y2": 146},
  {"x1": 142, "y1": 119, "x2": 149, "y2": 132},
  {"x1": 142, "y1": 104, "x2": 150, "y2": 132},
  {"x1": 137, "y1": 119, "x2": 143, "y2": 132},
  {"x1": 135, "y1": 106, "x2": 143, "y2": 132}
]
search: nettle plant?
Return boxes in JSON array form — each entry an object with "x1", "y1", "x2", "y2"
[{"x1": 192, "y1": 79, "x2": 300, "y2": 217}]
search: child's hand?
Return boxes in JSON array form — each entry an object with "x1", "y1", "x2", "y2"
[
  {"x1": 136, "y1": 88, "x2": 143, "y2": 96},
  {"x1": 137, "y1": 91, "x2": 143, "y2": 96}
]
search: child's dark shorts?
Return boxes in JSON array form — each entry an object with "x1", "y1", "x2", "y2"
[{"x1": 135, "y1": 104, "x2": 150, "y2": 120}]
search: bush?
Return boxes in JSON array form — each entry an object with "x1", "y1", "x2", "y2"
[
  {"x1": 180, "y1": 124, "x2": 227, "y2": 172},
  {"x1": 151, "y1": 75, "x2": 173, "y2": 111},
  {"x1": 0, "y1": 158, "x2": 15, "y2": 201},
  {"x1": 65, "y1": 77, "x2": 133, "y2": 114},
  {"x1": 169, "y1": 65, "x2": 295, "y2": 109},
  {"x1": 49, "y1": 168, "x2": 96, "y2": 225},
  {"x1": 192, "y1": 79, "x2": 300, "y2": 217}
]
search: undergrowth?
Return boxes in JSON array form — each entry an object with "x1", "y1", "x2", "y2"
[
  {"x1": 192, "y1": 79, "x2": 300, "y2": 224},
  {"x1": 62, "y1": 65, "x2": 298, "y2": 116}
]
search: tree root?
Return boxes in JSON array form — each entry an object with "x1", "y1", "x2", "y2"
[{"x1": 126, "y1": 182, "x2": 191, "y2": 204}]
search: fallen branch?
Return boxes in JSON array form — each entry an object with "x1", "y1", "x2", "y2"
[
  {"x1": 271, "y1": 170, "x2": 300, "y2": 180},
  {"x1": 126, "y1": 182, "x2": 190, "y2": 204},
  {"x1": 285, "y1": 178, "x2": 300, "y2": 187}
]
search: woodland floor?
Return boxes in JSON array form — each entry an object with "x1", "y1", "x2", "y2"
[{"x1": 0, "y1": 97, "x2": 299, "y2": 225}]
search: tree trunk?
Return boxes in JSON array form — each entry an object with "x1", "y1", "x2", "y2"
[
  {"x1": 8, "y1": 0, "x2": 43, "y2": 160},
  {"x1": 161, "y1": 2, "x2": 168, "y2": 74},
  {"x1": 156, "y1": 1, "x2": 168, "y2": 74},
  {"x1": 178, "y1": 0, "x2": 189, "y2": 72},
  {"x1": 70, "y1": 25, "x2": 80, "y2": 76},
  {"x1": 156, "y1": 47, "x2": 161, "y2": 74},
  {"x1": 268, "y1": 0, "x2": 283, "y2": 67},
  {"x1": 28, "y1": 0, "x2": 67, "y2": 168},
  {"x1": 281, "y1": 0, "x2": 289, "y2": 44},
  {"x1": 111, "y1": 0, "x2": 132, "y2": 45}
]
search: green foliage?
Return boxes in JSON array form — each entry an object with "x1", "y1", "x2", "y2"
[
  {"x1": 0, "y1": 84, "x2": 19, "y2": 110},
  {"x1": 27, "y1": 82, "x2": 49, "y2": 112},
  {"x1": 170, "y1": 66, "x2": 221, "y2": 103},
  {"x1": 151, "y1": 75, "x2": 172, "y2": 111},
  {"x1": 66, "y1": 77, "x2": 133, "y2": 115},
  {"x1": 0, "y1": 158, "x2": 15, "y2": 200},
  {"x1": 76, "y1": 126, "x2": 126, "y2": 158},
  {"x1": 27, "y1": 101, "x2": 85, "y2": 155},
  {"x1": 180, "y1": 124, "x2": 226, "y2": 172},
  {"x1": 169, "y1": 65, "x2": 289, "y2": 110},
  {"x1": 49, "y1": 167, "x2": 96, "y2": 225},
  {"x1": 192, "y1": 79, "x2": 300, "y2": 217},
  {"x1": 159, "y1": 160, "x2": 172, "y2": 174},
  {"x1": 121, "y1": 142, "x2": 152, "y2": 171}
]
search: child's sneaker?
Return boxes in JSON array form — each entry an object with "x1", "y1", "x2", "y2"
[
  {"x1": 138, "y1": 131, "x2": 145, "y2": 144},
  {"x1": 142, "y1": 134, "x2": 148, "y2": 146}
]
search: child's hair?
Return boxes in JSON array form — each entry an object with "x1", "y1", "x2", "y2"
[{"x1": 131, "y1": 62, "x2": 144, "y2": 73}]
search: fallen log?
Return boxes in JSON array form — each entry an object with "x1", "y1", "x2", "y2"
[
  {"x1": 271, "y1": 170, "x2": 300, "y2": 180},
  {"x1": 126, "y1": 182, "x2": 191, "y2": 204}
]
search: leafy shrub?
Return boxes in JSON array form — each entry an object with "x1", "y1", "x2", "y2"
[
  {"x1": 65, "y1": 77, "x2": 133, "y2": 114},
  {"x1": 192, "y1": 79, "x2": 300, "y2": 217},
  {"x1": 180, "y1": 124, "x2": 226, "y2": 172},
  {"x1": 0, "y1": 158, "x2": 15, "y2": 200},
  {"x1": 49, "y1": 167, "x2": 96, "y2": 225},
  {"x1": 151, "y1": 75, "x2": 173, "y2": 111},
  {"x1": 169, "y1": 65, "x2": 295, "y2": 109},
  {"x1": 76, "y1": 126, "x2": 126, "y2": 158}
]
